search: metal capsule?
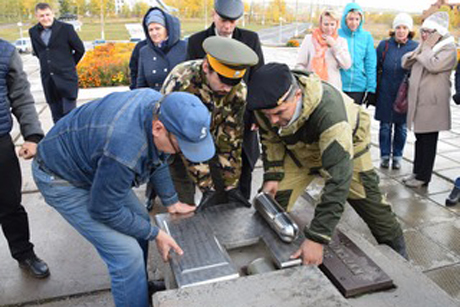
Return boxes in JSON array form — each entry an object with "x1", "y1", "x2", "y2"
[{"x1": 253, "y1": 192, "x2": 299, "y2": 243}]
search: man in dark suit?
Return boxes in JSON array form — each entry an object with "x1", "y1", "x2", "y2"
[
  {"x1": 186, "y1": 0, "x2": 264, "y2": 200},
  {"x1": 29, "y1": 2, "x2": 85, "y2": 123}
]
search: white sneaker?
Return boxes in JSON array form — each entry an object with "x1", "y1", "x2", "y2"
[
  {"x1": 402, "y1": 174, "x2": 416, "y2": 183},
  {"x1": 404, "y1": 178, "x2": 428, "y2": 188}
]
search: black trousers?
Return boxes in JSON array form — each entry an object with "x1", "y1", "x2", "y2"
[
  {"x1": 344, "y1": 91, "x2": 365, "y2": 106},
  {"x1": 413, "y1": 132, "x2": 439, "y2": 183},
  {"x1": 0, "y1": 135, "x2": 35, "y2": 261},
  {"x1": 45, "y1": 79, "x2": 76, "y2": 123}
]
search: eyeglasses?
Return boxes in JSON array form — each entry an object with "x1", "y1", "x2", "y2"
[{"x1": 421, "y1": 29, "x2": 436, "y2": 35}]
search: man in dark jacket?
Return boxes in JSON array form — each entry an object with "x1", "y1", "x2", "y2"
[
  {"x1": 29, "y1": 2, "x2": 85, "y2": 123},
  {"x1": 0, "y1": 38, "x2": 49, "y2": 278},
  {"x1": 186, "y1": 0, "x2": 264, "y2": 200}
]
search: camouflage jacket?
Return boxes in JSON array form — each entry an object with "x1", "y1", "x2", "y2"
[
  {"x1": 161, "y1": 60, "x2": 247, "y2": 190},
  {"x1": 255, "y1": 71, "x2": 370, "y2": 245}
]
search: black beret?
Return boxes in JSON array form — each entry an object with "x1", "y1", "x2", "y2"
[{"x1": 247, "y1": 63, "x2": 293, "y2": 111}]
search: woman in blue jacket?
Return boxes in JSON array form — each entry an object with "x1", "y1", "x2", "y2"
[
  {"x1": 375, "y1": 13, "x2": 418, "y2": 170},
  {"x1": 136, "y1": 7, "x2": 187, "y2": 209},
  {"x1": 136, "y1": 7, "x2": 186, "y2": 91},
  {"x1": 339, "y1": 2, "x2": 377, "y2": 105}
]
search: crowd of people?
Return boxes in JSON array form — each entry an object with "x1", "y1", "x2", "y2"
[{"x1": 1, "y1": 1, "x2": 460, "y2": 306}]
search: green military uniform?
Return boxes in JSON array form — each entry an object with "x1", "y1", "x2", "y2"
[
  {"x1": 254, "y1": 70, "x2": 403, "y2": 248},
  {"x1": 161, "y1": 36, "x2": 258, "y2": 205}
]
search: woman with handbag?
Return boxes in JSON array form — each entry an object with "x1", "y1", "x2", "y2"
[
  {"x1": 295, "y1": 8, "x2": 351, "y2": 89},
  {"x1": 375, "y1": 13, "x2": 418, "y2": 170},
  {"x1": 401, "y1": 12, "x2": 457, "y2": 188}
]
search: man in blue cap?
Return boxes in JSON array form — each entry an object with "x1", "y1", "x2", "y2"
[{"x1": 32, "y1": 89, "x2": 215, "y2": 307}]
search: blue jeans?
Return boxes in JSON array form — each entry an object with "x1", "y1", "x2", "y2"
[
  {"x1": 32, "y1": 160, "x2": 150, "y2": 307},
  {"x1": 379, "y1": 122, "x2": 407, "y2": 161}
]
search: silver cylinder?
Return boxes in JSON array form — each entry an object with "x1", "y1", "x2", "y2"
[{"x1": 253, "y1": 192, "x2": 299, "y2": 243}]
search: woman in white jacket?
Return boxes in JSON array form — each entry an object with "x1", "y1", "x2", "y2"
[
  {"x1": 296, "y1": 9, "x2": 351, "y2": 90},
  {"x1": 296, "y1": 9, "x2": 351, "y2": 89}
]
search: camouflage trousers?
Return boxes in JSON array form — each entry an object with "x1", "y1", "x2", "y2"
[
  {"x1": 275, "y1": 147, "x2": 403, "y2": 246},
  {"x1": 168, "y1": 154, "x2": 226, "y2": 205}
]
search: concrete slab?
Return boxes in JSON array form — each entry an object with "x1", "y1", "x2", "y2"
[
  {"x1": 391, "y1": 196, "x2": 456, "y2": 228},
  {"x1": 373, "y1": 160, "x2": 413, "y2": 178},
  {"x1": 428, "y1": 192, "x2": 460, "y2": 215},
  {"x1": 23, "y1": 290, "x2": 114, "y2": 307},
  {"x1": 439, "y1": 150, "x2": 460, "y2": 163},
  {"x1": 436, "y1": 140, "x2": 460, "y2": 153},
  {"x1": 409, "y1": 175, "x2": 453, "y2": 196},
  {"x1": 347, "y1": 238, "x2": 459, "y2": 307},
  {"x1": 0, "y1": 193, "x2": 110, "y2": 306},
  {"x1": 152, "y1": 266, "x2": 352, "y2": 307},
  {"x1": 379, "y1": 178, "x2": 418, "y2": 200},
  {"x1": 425, "y1": 264, "x2": 460, "y2": 301},
  {"x1": 420, "y1": 222, "x2": 460, "y2": 256},
  {"x1": 437, "y1": 167, "x2": 460, "y2": 182},
  {"x1": 404, "y1": 229, "x2": 460, "y2": 271},
  {"x1": 433, "y1": 155, "x2": 460, "y2": 172}
]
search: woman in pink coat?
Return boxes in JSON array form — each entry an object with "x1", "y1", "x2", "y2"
[{"x1": 295, "y1": 9, "x2": 351, "y2": 89}]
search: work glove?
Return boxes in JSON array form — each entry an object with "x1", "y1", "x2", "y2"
[
  {"x1": 453, "y1": 93, "x2": 460, "y2": 105},
  {"x1": 196, "y1": 189, "x2": 218, "y2": 212},
  {"x1": 364, "y1": 92, "x2": 377, "y2": 108},
  {"x1": 227, "y1": 188, "x2": 252, "y2": 208}
]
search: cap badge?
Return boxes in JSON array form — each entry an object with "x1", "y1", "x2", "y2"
[{"x1": 200, "y1": 127, "x2": 207, "y2": 139}]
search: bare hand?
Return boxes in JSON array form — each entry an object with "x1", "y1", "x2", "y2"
[
  {"x1": 263, "y1": 181, "x2": 279, "y2": 198},
  {"x1": 250, "y1": 123, "x2": 259, "y2": 131},
  {"x1": 155, "y1": 229, "x2": 183, "y2": 262},
  {"x1": 324, "y1": 35, "x2": 336, "y2": 47},
  {"x1": 424, "y1": 31, "x2": 442, "y2": 49},
  {"x1": 290, "y1": 239, "x2": 324, "y2": 266},
  {"x1": 18, "y1": 142, "x2": 37, "y2": 160},
  {"x1": 167, "y1": 202, "x2": 196, "y2": 215}
]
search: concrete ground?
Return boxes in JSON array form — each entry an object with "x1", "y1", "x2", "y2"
[{"x1": 1, "y1": 47, "x2": 460, "y2": 306}]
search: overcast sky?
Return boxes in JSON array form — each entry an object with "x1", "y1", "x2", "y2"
[{"x1": 270, "y1": 0, "x2": 437, "y2": 13}]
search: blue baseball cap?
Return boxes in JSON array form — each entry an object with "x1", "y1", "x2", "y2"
[{"x1": 158, "y1": 92, "x2": 215, "y2": 163}]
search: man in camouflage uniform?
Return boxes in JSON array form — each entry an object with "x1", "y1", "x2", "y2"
[
  {"x1": 161, "y1": 36, "x2": 259, "y2": 208},
  {"x1": 246, "y1": 63, "x2": 407, "y2": 265}
]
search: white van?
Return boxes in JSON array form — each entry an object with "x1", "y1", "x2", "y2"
[{"x1": 14, "y1": 38, "x2": 32, "y2": 54}]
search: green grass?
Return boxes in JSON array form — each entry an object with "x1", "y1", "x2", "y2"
[
  {"x1": 5, "y1": 18, "x2": 456, "y2": 45},
  {"x1": 0, "y1": 18, "x2": 273, "y2": 42}
]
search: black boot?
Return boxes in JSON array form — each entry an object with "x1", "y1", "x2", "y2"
[{"x1": 18, "y1": 254, "x2": 50, "y2": 278}]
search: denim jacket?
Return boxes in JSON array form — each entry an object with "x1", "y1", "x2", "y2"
[{"x1": 36, "y1": 89, "x2": 178, "y2": 240}]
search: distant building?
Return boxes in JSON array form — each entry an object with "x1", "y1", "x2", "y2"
[
  {"x1": 114, "y1": 0, "x2": 176, "y2": 14},
  {"x1": 422, "y1": 0, "x2": 460, "y2": 20}
]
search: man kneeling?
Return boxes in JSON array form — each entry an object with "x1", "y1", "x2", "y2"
[
  {"x1": 247, "y1": 63, "x2": 407, "y2": 266},
  {"x1": 32, "y1": 89, "x2": 214, "y2": 306}
]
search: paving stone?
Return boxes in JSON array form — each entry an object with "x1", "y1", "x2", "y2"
[
  {"x1": 434, "y1": 155, "x2": 460, "y2": 172},
  {"x1": 409, "y1": 175, "x2": 453, "y2": 196},
  {"x1": 428, "y1": 192, "x2": 460, "y2": 215},
  {"x1": 373, "y1": 159, "x2": 413, "y2": 179},
  {"x1": 440, "y1": 150, "x2": 460, "y2": 163},
  {"x1": 379, "y1": 178, "x2": 418, "y2": 200},
  {"x1": 437, "y1": 167, "x2": 460, "y2": 182},
  {"x1": 425, "y1": 264, "x2": 460, "y2": 301},
  {"x1": 0, "y1": 193, "x2": 110, "y2": 306},
  {"x1": 420, "y1": 222, "x2": 460, "y2": 256},
  {"x1": 404, "y1": 229, "x2": 460, "y2": 272},
  {"x1": 437, "y1": 140, "x2": 460, "y2": 154},
  {"x1": 391, "y1": 196, "x2": 456, "y2": 228}
]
